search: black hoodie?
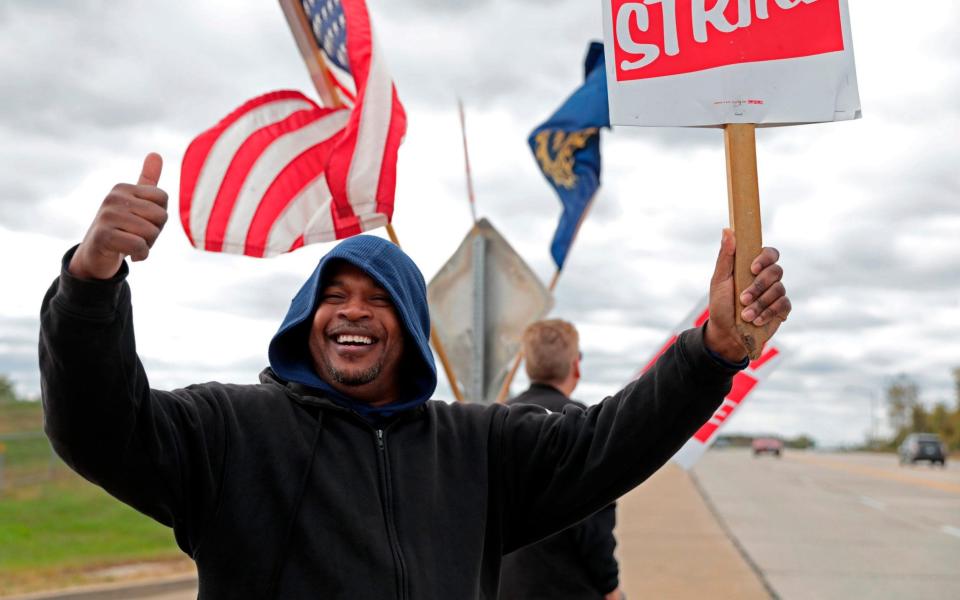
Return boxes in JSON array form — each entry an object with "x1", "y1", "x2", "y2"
[
  {"x1": 501, "y1": 384, "x2": 619, "y2": 599},
  {"x1": 39, "y1": 239, "x2": 738, "y2": 599}
]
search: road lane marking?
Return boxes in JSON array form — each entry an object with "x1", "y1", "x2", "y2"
[
  {"x1": 942, "y1": 525, "x2": 960, "y2": 540},
  {"x1": 788, "y1": 454, "x2": 960, "y2": 495},
  {"x1": 859, "y1": 496, "x2": 886, "y2": 510}
]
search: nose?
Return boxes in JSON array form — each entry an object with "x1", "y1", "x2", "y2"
[{"x1": 337, "y1": 297, "x2": 373, "y2": 321}]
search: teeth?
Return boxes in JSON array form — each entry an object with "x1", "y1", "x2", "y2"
[{"x1": 337, "y1": 334, "x2": 373, "y2": 345}]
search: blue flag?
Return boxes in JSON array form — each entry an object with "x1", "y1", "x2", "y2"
[{"x1": 529, "y1": 41, "x2": 610, "y2": 270}]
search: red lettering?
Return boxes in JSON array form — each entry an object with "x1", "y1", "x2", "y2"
[
  {"x1": 641, "y1": 335, "x2": 678, "y2": 374},
  {"x1": 693, "y1": 308, "x2": 710, "y2": 328},
  {"x1": 612, "y1": 0, "x2": 844, "y2": 81},
  {"x1": 749, "y1": 346, "x2": 780, "y2": 370},
  {"x1": 694, "y1": 398, "x2": 737, "y2": 442},
  {"x1": 727, "y1": 372, "x2": 758, "y2": 403},
  {"x1": 694, "y1": 420, "x2": 719, "y2": 443}
]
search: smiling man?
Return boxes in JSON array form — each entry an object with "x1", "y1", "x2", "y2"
[
  {"x1": 39, "y1": 154, "x2": 792, "y2": 599},
  {"x1": 309, "y1": 263, "x2": 406, "y2": 398}
]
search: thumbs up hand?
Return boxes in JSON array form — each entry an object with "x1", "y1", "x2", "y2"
[{"x1": 68, "y1": 153, "x2": 169, "y2": 280}]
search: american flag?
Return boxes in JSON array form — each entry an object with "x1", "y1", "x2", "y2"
[
  {"x1": 304, "y1": 0, "x2": 407, "y2": 239},
  {"x1": 306, "y1": 0, "x2": 356, "y2": 106},
  {"x1": 179, "y1": 0, "x2": 406, "y2": 257}
]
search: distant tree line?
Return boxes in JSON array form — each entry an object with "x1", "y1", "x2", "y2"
[
  {"x1": 716, "y1": 433, "x2": 816, "y2": 449},
  {"x1": 885, "y1": 368, "x2": 960, "y2": 451},
  {"x1": 0, "y1": 375, "x2": 43, "y2": 435},
  {"x1": 0, "y1": 374, "x2": 38, "y2": 406},
  {"x1": 0, "y1": 375, "x2": 17, "y2": 403}
]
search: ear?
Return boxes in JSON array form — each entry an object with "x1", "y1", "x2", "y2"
[{"x1": 572, "y1": 354, "x2": 581, "y2": 380}]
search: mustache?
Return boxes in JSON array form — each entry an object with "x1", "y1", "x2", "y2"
[{"x1": 326, "y1": 323, "x2": 379, "y2": 338}]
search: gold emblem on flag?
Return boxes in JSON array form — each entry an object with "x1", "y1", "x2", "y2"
[{"x1": 532, "y1": 128, "x2": 598, "y2": 190}]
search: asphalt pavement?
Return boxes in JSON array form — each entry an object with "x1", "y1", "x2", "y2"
[{"x1": 694, "y1": 449, "x2": 960, "y2": 600}]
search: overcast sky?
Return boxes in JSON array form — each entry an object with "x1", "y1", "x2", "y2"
[{"x1": 1, "y1": 0, "x2": 958, "y2": 446}]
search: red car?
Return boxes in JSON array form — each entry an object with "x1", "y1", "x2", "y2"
[{"x1": 752, "y1": 437, "x2": 783, "y2": 457}]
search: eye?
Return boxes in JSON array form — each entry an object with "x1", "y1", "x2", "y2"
[
  {"x1": 321, "y1": 291, "x2": 346, "y2": 303},
  {"x1": 369, "y1": 294, "x2": 392, "y2": 306}
]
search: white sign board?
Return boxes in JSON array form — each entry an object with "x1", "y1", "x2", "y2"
[
  {"x1": 601, "y1": 0, "x2": 861, "y2": 126},
  {"x1": 632, "y1": 298, "x2": 784, "y2": 469}
]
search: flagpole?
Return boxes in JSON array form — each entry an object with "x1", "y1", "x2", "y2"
[
  {"x1": 279, "y1": 0, "x2": 465, "y2": 403},
  {"x1": 494, "y1": 188, "x2": 600, "y2": 404},
  {"x1": 458, "y1": 99, "x2": 479, "y2": 225},
  {"x1": 279, "y1": 0, "x2": 345, "y2": 109}
]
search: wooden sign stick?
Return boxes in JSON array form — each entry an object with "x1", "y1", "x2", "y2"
[{"x1": 724, "y1": 124, "x2": 776, "y2": 360}]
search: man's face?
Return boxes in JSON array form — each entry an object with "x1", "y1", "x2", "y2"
[{"x1": 309, "y1": 262, "x2": 405, "y2": 406}]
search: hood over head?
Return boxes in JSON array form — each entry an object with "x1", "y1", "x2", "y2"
[{"x1": 268, "y1": 235, "x2": 437, "y2": 418}]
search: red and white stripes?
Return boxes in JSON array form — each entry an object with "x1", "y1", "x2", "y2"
[
  {"x1": 324, "y1": 0, "x2": 406, "y2": 240},
  {"x1": 180, "y1": 91, "x2": 352, "y2": 257},
  {"x1": 179, "y1": 0, "x2": 406, "y2": 258}
]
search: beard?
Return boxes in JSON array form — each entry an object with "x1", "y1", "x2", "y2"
[{"x1": 320, "y1": 352, "x2": 385, "y2": 386}]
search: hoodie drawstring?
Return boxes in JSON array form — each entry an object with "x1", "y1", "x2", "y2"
[{"x1": 267, "y1": 409, "x2": 324, "y2": 598}]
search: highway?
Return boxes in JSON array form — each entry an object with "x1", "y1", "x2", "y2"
[{"x1": 694, "y1": 449, "x2": 960, "y2": 600}]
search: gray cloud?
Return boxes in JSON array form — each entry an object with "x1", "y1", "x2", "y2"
[
  {"x1": 142, "y1": 354, "x2": 268, "y2": 391},
  {"x1": 185, "y1": 272, "x2": 307, "y2": 320},
  {"x1": 2, "y1": 1, "x2": 959, "y2": 449},
  {"x1": 0, "y1": 1, "x2": 311, "y2": 135}
]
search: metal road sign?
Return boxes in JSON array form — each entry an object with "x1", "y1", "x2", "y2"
[{"x1": 428, "y1": 219, "x2": 553, "y2": 404}]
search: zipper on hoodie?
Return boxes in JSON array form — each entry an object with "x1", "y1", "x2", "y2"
[{"x1": 374, "y1": 427, "x2": 408, "y2": 600}]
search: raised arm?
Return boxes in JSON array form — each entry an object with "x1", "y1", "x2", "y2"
[
  {"x1": 39, "y1": 154, "x2": 225, "y2": 554},
  {"x1": 496, "y1": 229, "x2": 790, "y2": 551}
]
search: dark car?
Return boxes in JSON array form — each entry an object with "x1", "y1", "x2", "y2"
[
  {"x1": 752, "y1": 437, "x2": 783, "y2": 457},
  {"x1": 898, "y1": 433, "x2": 947, "y2": 466}
]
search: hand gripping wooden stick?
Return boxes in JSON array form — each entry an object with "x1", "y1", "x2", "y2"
[{"x1": 724, "y1": 124, "x2": 775, "y2": 360}]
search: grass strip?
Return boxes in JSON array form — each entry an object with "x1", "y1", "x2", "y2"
[{"x1": 0, "y1": 474, "x2": 182, "y2": 594}]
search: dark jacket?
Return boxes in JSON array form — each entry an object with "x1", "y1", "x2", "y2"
[
  {"x1": 501, "y1": 384, "x2": 619, "y2": 599},
  {"x1": 39, "y1": 238, "x2": 739, "y2": 599}
]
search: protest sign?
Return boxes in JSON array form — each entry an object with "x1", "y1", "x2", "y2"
[
  {"x1": 601, "y1": 0, "x2": 861, "y2": 126},
  {"x1": 601, "y1": 0, "x2": 860, "y2": 357},
  {"x1": 634, "y1": 298, "x2": 784, "y2": 469}
]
